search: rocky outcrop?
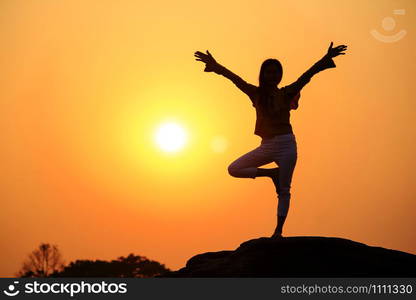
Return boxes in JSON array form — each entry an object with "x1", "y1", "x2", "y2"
[{"x1": 158, "y1": 236, "x2": 416, "y2": 277}]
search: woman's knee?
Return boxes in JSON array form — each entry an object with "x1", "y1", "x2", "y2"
[{"x1": 228, "y1": 163, "x2": 239, "y2": 177}]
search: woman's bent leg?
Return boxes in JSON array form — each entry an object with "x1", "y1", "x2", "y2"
[
  {"x1": 256, "y1": 167, "x2": 279, "y2": 177},
  {"x1": 228, "y1": 145, "x2": 274, "y2": 179}
]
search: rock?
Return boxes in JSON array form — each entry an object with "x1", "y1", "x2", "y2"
[{"x1": 157, "y1": 236, "x2": 416, "y2": 277}]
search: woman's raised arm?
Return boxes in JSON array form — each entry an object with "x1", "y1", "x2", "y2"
[
  {"x1": 282, "y1": 42, "x2": 347, "y2": 99},
  {"x1": 194, "y1": 50, "x2": 257, "y2": 99}
]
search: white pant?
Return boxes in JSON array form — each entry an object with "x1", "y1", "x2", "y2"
[{"x1": 228, "y1": 133, "x2": 298, "y2": 216}]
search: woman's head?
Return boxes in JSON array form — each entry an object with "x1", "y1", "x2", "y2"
[
  {"x1": 256, "y1": 59, "x2": 283, "y2": 114},
  {"x1": 259, "y1": 58, "x2": 283, "y2": 88}
]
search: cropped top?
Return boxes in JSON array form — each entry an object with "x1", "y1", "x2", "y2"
[{"x1": 216, "y1": 54, "x2": 336, "y2": 139}]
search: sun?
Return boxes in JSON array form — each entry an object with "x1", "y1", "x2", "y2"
[{"x1": 155, "y1": 122, "x2": 188, "y2": 153}]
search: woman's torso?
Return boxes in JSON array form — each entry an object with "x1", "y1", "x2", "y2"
[{"x1": 251, "y1": 87, "x2": 293, "y2": 139}]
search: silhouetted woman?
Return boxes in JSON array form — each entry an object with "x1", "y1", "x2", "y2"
[{"x1": 194, "y1": 42, "x2": 347, "y2": 238}]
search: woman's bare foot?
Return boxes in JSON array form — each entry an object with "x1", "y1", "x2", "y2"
[
  {"x1": 270, "y1": 229, "x2": 283, "y2": 239},
  {"x1": 271, "y1": 232, "x2": 283, "y2": 239}
]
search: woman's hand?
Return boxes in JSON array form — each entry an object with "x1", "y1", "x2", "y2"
[
  {"x1": 326, "y1": 42, "x2": 347, "y2": 58},
  {"x1": 194, "y1": 50, "x2": 221, "y2": 73}
]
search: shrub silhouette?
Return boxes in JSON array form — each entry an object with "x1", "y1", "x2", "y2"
[{"x1": 49, "y1": 253, "x2": 171, "y2": 278}]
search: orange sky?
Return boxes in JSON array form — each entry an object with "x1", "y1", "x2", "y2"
[{"x1": 1, "y1": 0, "x2": 415, "y2": 277}]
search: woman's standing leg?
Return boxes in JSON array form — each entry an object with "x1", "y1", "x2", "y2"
[{"x1": 271, "y1": 135, "x2": 298, "y2": 238}]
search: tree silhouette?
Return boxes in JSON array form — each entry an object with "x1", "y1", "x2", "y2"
[
  {"x1": 16, "y1": 243, "x2": 65, "y2": 277},
  {"x1": 49, "y1": 253, "x2": 171, "y2": 278}
]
